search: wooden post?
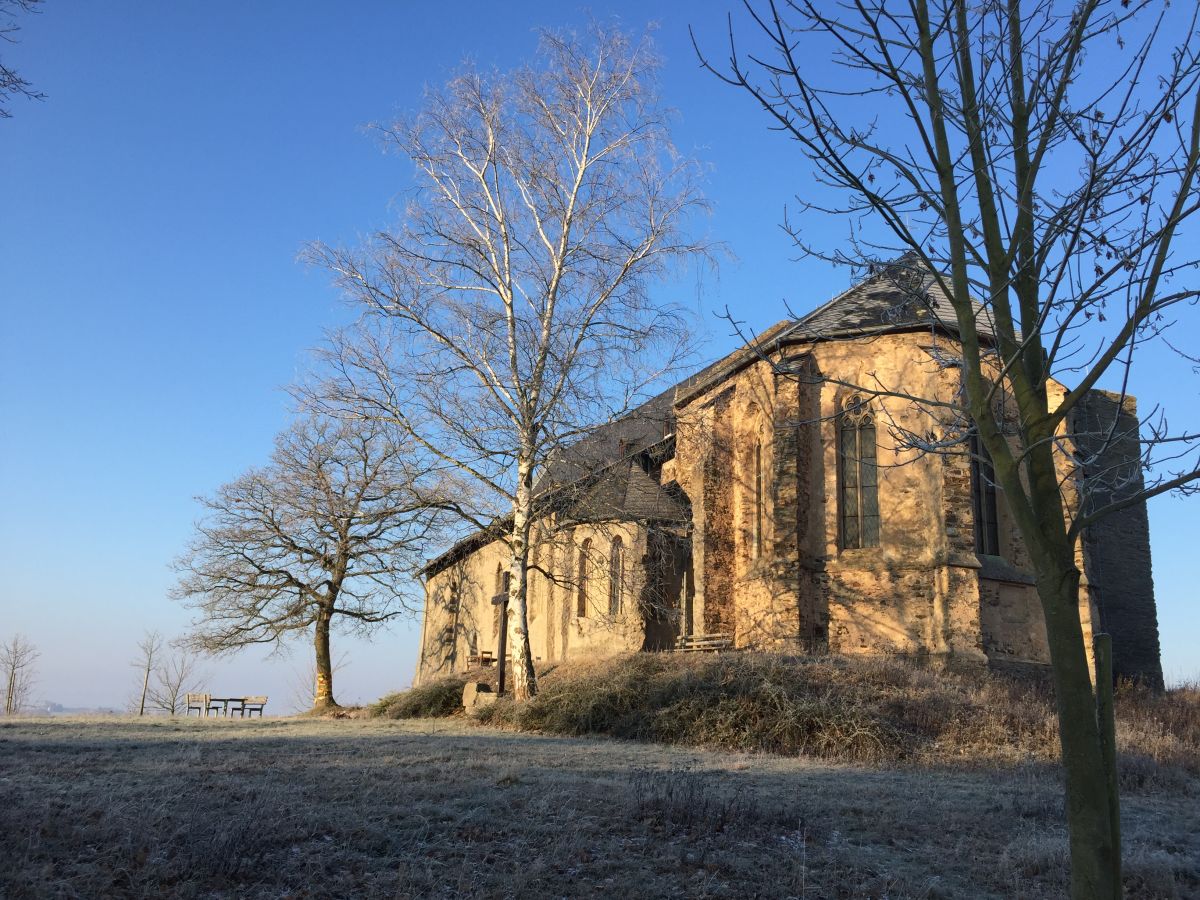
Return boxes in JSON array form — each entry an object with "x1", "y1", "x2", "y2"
[
  {"x1": 1094, "y1": 633, "x2": 1121, "y2": 893},
  {"x1": 493, "y1": 593, "x2": 508, "y2": 697}
]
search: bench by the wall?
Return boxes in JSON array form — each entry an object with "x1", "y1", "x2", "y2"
[{"x1": 674, "y1": 633, "x2": 734, "y2": 653}]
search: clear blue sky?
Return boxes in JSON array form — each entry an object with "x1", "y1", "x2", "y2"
[{"x1": 2, "y1": 2, "x2": 1196, "y2": 710}]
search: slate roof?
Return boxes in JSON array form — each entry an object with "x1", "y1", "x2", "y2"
[
  {"x1": 551, "y1": 439, "x2": 690, "y2": 525},
  {"x1": 423, "y1": 434, "x2": 687, "y2": 577},
  {"x1": 780, "y1": 255, "x2": 1002, "y2": 343},
  {"x1": 535, "y1": 388, "x2": 676, "y2": 493}
]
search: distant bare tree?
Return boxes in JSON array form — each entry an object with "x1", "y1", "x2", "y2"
[
  {"x1": 1, "y1": 0, "x2": 45, "y2": 119},
  {"x1": 146, "y1": 649, "x2": 204, "y2": 716},
  {"x1": 2, "y1": 633, "x2": 38, "y2": 714},
  {"x1": 173, "y1": 414, "x2": 450, "y2": 711},
  {"x1": 307, "y1": 23, "x2": 711, "y2": 699},
  {"x1": 129, "y1": 630, "x2": 164, "y2": 716}
]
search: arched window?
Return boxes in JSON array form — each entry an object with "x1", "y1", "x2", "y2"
[
  {"x1": 839, "y1": 395, "x2": 880, "y2": 549},
  {"x1": 608, "y1": 536, "x2": 624, "y2": 615},
  {"x1": 576, "y1": 539, "x2": 591, "y2": 617},
  {"x1": 753, "y1": 439, "x2": 764, "y2": 559},
  {"x1": 970, "y1": 434, "x2": 1001, "y2": 556}
]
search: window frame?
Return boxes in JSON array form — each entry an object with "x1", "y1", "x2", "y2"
[
  {"x1": 970, "y1": 434, "x2": 1002, "y2": 557},
  {"x1": 608, "y1": 536, "x2": 624, "y2": 615},
  {"x1": 576, "y1": 539, "x2": 591, "y2": 617},
  {"x1": 753, "y1": 439, "x2": 764, "y2": 559},
  {"x1": 838, "y1": 395, "x2": 880, "y2": 550}
]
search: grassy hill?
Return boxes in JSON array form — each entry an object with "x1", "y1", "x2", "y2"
[{"x1": 375, "y1": 652, "x2": 1200, "y2": 779}]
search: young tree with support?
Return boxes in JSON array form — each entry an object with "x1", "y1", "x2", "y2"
[
  {"x1": 129, "y1": 630, "x2": 163, "y2": 716},
  {"x1": 173, "y1": 415, "x2": 450, "y2": 712},
  {"x1": 146, "y1": 648, "x2": 204, "y2": 716},
  {"x1": 308, "y1": 24, "x2": 711, "y2": 700},
  {"x1": 694, "y1": 2, "x2": 1200, "y2": 896}
]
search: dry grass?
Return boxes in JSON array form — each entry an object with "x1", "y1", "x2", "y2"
[
  {"x1": 462, "y1": 653, "x2": 1199, "y2": 781},
  {"x1": 372, "y1": 676, "x2": 470, "y2": 719},
  {"x1": 1, "y1": 715, "x2": 1196, "y2": 898}
]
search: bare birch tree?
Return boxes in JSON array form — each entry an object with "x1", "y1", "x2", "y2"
[
  {"x1": 2, "y1": 633, "x2": 38, "y2": 714},
  {"x1": 173, "y1": 414, "x2": 450, "y2": 711},
  {"x1": 128, "y1": 630, "x2": 164, "y2": 716},
  {"x1": 695, "y1": 2, "x2": 1200, "y2": 896},
  {"x1": 306, "y1": 24, "x2": 710, "y2": 699}
]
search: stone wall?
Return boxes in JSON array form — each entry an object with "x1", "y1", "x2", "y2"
[
  {"x1": 807, "y1": 334, "x2": 985, "y2": 663},
  {"x1": 416, "y1": 521, "x2": 651, "y2": 685},
  {"x1": 1072, "y1": 390, "x2": 1164, "y2": 687},
  {"x1": 978, "y1": 574, "x2": 1049, "y2": 664},
  {"x1": 700, "y1": 387, "x2": 736, "y2": 635}
]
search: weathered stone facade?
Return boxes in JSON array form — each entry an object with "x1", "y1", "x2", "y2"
[{"x1": 415, "y1": 269, "x2": 1163, "y2": 687}]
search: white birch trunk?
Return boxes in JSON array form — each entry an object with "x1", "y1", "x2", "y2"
[{"x1": 508, "y1": 453, "x2": 538, "y2": 700}]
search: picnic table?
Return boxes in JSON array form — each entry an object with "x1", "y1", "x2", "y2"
[{"x1": 185, "y1": 693, "x2": 268, "y2": 718}]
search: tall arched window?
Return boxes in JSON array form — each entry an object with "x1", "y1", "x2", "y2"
[
  {"x1": 608, "y1": 536, "x2": 624, "y2": 615},
  {"x1": 576, "y1": 539, "x2": 591, "y2": 617},
  {"x1": 839, "y1": 395, "x2": 880, "y2": 549},
  {"x1": 970, "y1": 434, "x2": 1001, "y2": 556},
  {"x1": 753, "y1": 439, "x2": 764, "y2": 559}
]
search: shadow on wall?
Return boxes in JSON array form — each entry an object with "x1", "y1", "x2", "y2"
[
  {"x1": 424, "y1": 558, "x2": 485, "y2": 682},
  {"x1": 639, "y1": 529, "x2": 693, "y2": 651}
]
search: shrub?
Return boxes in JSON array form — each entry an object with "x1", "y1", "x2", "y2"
[
  {"x1": 475, "y1": 652, "x2": 1200, "y2": 775},
  {"x1": 371, "y1": 676, "x2": 467, "y2": 719}
]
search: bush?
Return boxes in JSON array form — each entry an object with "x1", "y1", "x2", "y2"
[
  {"x1": 371, "y1": 676, "x2": 467, "y2": 719},
  {"x1": 474, "y1": 652, "x2": 1200, "y2": 775}
]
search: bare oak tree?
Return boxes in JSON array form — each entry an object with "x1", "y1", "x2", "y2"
[
  {"x1": 173, "y1": 415, "x2": 449, "y2": 711},
  {"x1": 307, "y1": 24, "x2": 710, "y2": 699},
  {"x1": 695, "y1": 2, "x2": 1200, "y2": 896},
  {"x1": 2, "y1": 633, "x2": 38, "y2": 714}
]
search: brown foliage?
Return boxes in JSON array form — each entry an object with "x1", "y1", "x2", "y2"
[{"x1": 471, "y1": 652, "x2": 1199, "y2": 777}]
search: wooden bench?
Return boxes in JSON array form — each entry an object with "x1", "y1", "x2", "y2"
[
  {"x1": 466, "y1": 650, "x2": 496, "y2": 668},
  {"x1": 675, "y1": 633, "x2": 734, "y2": 653},
  {"x1": 236, "y1": 696, "x2": 267, "y2": 718},
  {"x1": 185, "y1": 693, "x2": 209, "y2": 716},
  {"x1": 186, "y1": 694, "x2": 267, "y2": 717}
]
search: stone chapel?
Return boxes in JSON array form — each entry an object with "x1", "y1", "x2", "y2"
[{"x1": 415, "y1": 262, "x2": 1164, "y2": 687}]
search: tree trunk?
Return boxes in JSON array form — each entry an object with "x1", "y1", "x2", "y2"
[
  {"x1": 508, "y1": 453, "x2": 538, "y2": 700},
  {"x1": 1038, "y1": 559, "x2": 1119, "y2": 899},
  {"x1": 313, "y1": 606, "x2": 338, "y2": 710},
  {"x1": 138, "y1": 663, "x2": 151, "y2": 716}
]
